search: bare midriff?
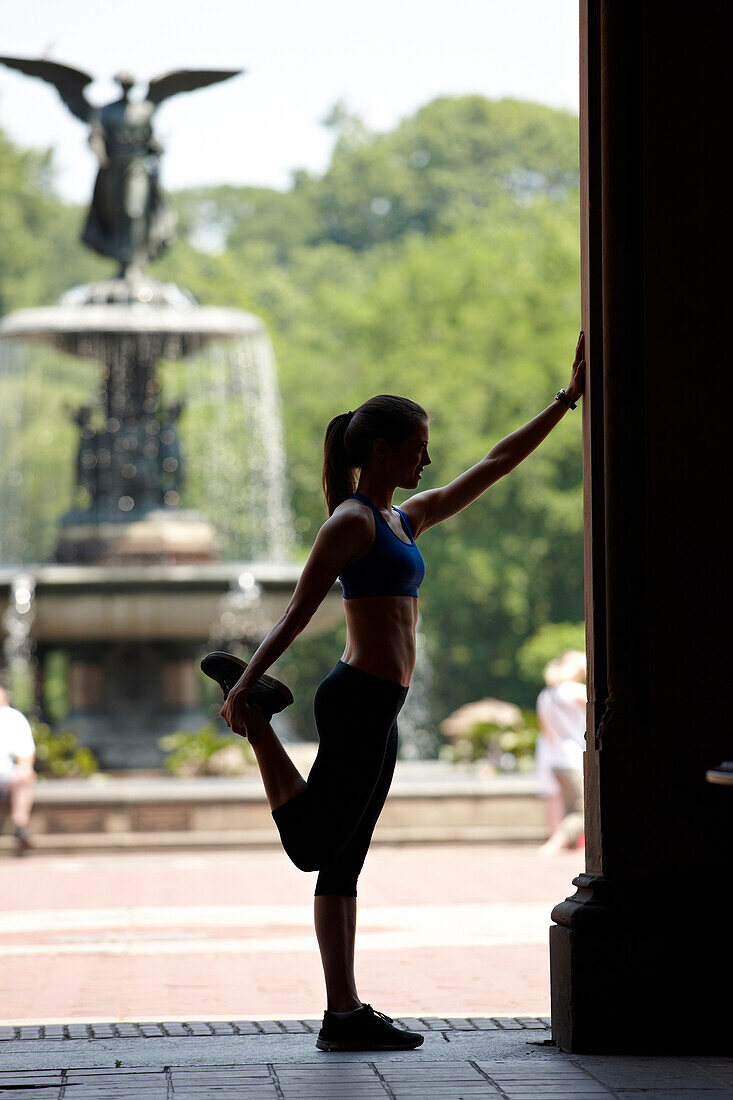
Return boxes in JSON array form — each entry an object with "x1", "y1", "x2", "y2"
[{"x1": 341, "y1": 596, "x2": 419, "y2": 686}]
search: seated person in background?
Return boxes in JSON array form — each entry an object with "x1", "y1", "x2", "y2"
[{"x1": 0, "y1": 685, "x2": 36, "y2": 855}]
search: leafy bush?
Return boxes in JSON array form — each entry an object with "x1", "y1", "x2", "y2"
[
  {"x1": 516, "y1": 621, "x2": 586, "y2": 687},
  {"x1": 158, "y1": 724, "x2": 256, "y2": 777},
  {"x1": 31, "y1": 722, "x2": 99, "y2": 778},
  {"x1": 442, "y1": 709, "x2": 539, "y2": 770}
]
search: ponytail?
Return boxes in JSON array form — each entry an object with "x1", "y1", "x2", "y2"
[
  {"x1": 322, "y1": 396, "x2": 428, "y2": 516},
  {"x1": 322, "y1": 411, "x2": 356, "y2": 516}
]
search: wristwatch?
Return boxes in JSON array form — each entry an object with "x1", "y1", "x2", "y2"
[{"x1": 555, "y1": 389, "x2": 577, "y2": 410}]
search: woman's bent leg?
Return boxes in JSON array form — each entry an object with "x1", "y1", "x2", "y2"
[
  {"x1": 314, "y1": 720, "x2": 398, "y2": 897},
  {"x1": 272, "y1": 662, "x2": 407, "y2": 875},
  {"x1": 245, "y1": 706, "x2": 307, "y2": 811}
]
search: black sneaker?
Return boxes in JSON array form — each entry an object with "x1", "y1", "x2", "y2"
[
  {"x1": 200, "y1": 651, "x2": 293, "y2": 721},
  {"x1": 316, "y1": 1004, "x2": 424, "y2": 1052}
]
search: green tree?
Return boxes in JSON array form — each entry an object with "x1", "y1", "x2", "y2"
[{"x1": 0, "y1": 97, "x2": 582, "y2": 729}]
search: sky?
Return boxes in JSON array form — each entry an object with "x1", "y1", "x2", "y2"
[{"x1": 0, "y1": 0, "x2": 579, "y2": 202}]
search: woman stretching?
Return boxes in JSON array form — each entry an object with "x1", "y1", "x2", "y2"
[{"x1": 204, "y1": 332, "x2": 585, "y2": 1051}]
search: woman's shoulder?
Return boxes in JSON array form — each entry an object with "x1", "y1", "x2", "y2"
[
  {"x1": 316, "y1": 498, "x2": 375, "y2": 567},
  {"x1": 319, "y1": 497, "x2": 375, "y2": 543},
  {"x1": 331, "y1": 496, "x2": 375, "y2": 524}
]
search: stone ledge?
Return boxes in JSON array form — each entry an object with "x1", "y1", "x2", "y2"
[
  {"x1": 1, "y1": 768, "x2": 545, "y2": 850},
  {"x1": 0, "y1": 1016, "x2": 552, "y2": 1041}
]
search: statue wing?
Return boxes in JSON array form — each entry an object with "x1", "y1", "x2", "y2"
[
  {"x1": 0, "y1": 56, "x2": 93, "y2": 122},
  {"x1": 146, "y1": 68, "x2": 242, "y2": 106}
]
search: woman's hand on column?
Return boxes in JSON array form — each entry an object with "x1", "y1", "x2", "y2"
[{"x1": 565, "y1": 331, "x2": 586, "y2": 405}]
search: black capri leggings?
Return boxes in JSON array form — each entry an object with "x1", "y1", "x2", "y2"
[{"x1": 271, "y1": 660, "x2": 408, "y2": 897}]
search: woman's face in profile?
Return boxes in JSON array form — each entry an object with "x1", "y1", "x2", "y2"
[{"x1": 390, "y1": 419, "x2": 431, "y2": 489}]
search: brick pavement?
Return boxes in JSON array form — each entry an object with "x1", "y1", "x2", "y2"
[
  {"x1": 0, "y1": 846, "x2": 580, "y2": 1022},
  {"x1": 4, "y1": 846, "x2": 729, "y2": 1096}
]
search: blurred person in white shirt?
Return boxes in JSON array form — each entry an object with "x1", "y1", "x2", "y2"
[
  {"x1": 0, "y1": 685, "x2": 36, "y2": 854},
  {"x1": 535, "y1": 649, "x2": 586, "y2": 855}
]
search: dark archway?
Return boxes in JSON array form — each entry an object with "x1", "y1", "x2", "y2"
[{"x1": 549, "y1": 2, "x2": 731, "y2": 1053}]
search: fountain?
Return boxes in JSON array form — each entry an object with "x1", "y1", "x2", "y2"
[{"x1": 0, "y1": 58, "x2": 342, "y2": 767}]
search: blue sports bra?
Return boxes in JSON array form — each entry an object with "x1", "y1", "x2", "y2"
[{"x1": 339, "y1": 492, "x2": 426, "y2": 599}]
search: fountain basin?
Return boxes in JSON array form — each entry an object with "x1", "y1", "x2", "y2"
[
  {"x1": 0, "y1": 299, "x2": 266, "y2": 360},
  {"x1": 0, "y1": 562, "x2": 344, "y2": 768},
  {"x1": 1, "y1": 562, "x2": 342, "y2": 643}
]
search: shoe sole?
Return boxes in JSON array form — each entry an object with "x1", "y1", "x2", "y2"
[
  {"x1": 200, "y1": 651, "x2": 294, "y2": 707},
  {"x1": 316, "y1": 1037, "x2": 424, "y2": 1052}
]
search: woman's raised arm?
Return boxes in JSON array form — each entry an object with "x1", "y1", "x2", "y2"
[{"x1": 402, "y1": 332, "x2": 585, "y2": 537}]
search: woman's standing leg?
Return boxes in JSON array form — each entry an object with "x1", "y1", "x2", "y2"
[
  {"x1": 313, "y1": 718, "x2": 400, "y2": 1011},
  {"x1": 245, "y1": 663, "x2": 405, "y2": 1014},
  {"x1": 314, "y1": 896, "x2": 360, "y2": 1011}
]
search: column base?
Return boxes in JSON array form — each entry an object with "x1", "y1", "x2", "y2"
[{"x1": 550, "y1": 873, "x2": 731, "y2": 1053}]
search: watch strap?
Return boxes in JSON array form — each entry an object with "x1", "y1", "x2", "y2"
[{"x1": 555, "y1": 389, "x2": 577, "y2": 410}]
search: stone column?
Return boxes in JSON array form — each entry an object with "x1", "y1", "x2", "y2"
[{"x1": 550, "y1": 2, "x2": 732, "y2": 1053}]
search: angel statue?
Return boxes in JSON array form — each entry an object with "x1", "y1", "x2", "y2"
[{"x1": 0, "y1": 57, "x2": 242, "y2": 276}]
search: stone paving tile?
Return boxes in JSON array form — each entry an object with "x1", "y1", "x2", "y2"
[
  {"x1": 67, "y1": 1067, "x2": 165, "y2": 1077},
  {"x1": 277, "y1": 1091, "x2": 387, "y2": 1099},
  {"x1": 171, "y1": 1086, "x2": 278, "y2": 1093},
  {"x1": 615, "y1": 1092, "x2": 733, "y2": 1099},
  {"x1": 17, "y1": 1025, "x2": 43, "y2": 1039},
  {"x1": 698, "y1": 1060, "x2": 733, "y2": 1086},
  {"x1": 67, "y1": 1070, "x2": 165, "y2": 1081},
  {"x1": 171, "y1": 1066, "x2": 272, "y2": 1079},
  {"x1": 89, "y1": 1023, "x2": 116, "y2": 1038},
  {"x1": 64, "y1": 1090, "x2": 167, "y2": 1097},
  {"x1": 161, "y1": 1021, "x2": 190, "y2": 1036},
  {"x1": 186, "y1": 1021, "x2": 215, "y2": 1035},
  {"x1": 495, "y1": 1091, "x2": 611, "y2": 1098},
  {"x1": 276, "y1": 1068, "x2": 379, "y2": 1073},
  {"x1": 469, "y1": 1018, "x2": 502, "y2": 1030},
  {"x1": 496, "y1": 1089, "x2": 609, "y2": 1095},
  {"x1": 42, "y1": 1025, "x2": 67, "y2": 1039},
  {"x1": 0, "y1": 1076, "x2": 63, "y2": 1088},
  {"x1": 279, "y1": 1019, "x2": 310, "y2": 1033},
  {"x1": 113, "y1": 1022, "x2": 139, "y2": 1037},
  {"x1": 66, "y1": 1024, "x2": 91, "y2": 1038},
  {"x1": 230, "y1": 1019, "x2": 265, "y2": 1034},
  {"x1": 273, "y1": 1081, "x2": 387, "y2": 1100},
  {"x1": 0, "y1": 1092, "x2": 61, "y2": 1100},
  {"x1": 395, "y1": 1017, "x2": 425, "y2": 1031},
  {"x1": 257, "y1": 1019, "x2": 286, "y2": 1034},
  {"x1": 379, "y1": 1065, "x2": 485, "y2": 1078},
  {"x1": 138, "y1": 1022, "x2": 166, "y2": 1036},
  {"x1": 476, "y1": 1061, "x2": 613, "y2": 1097},
  {"x1": 577, "y1": 1056, "x2": 731, "y2": 1090}
]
